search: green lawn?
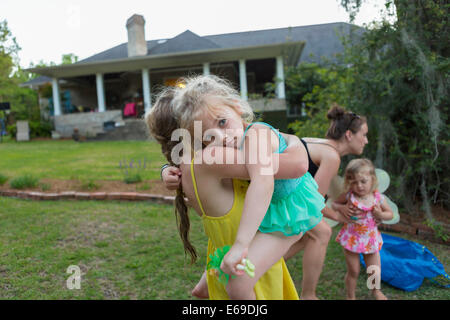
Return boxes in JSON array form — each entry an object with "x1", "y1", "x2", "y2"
[
  {"x1": 0, "y1": 197, "x2": 448, "y2": 300},
  {"x1": 0, "y1": 139, "x2": 166, "y2": 181}
]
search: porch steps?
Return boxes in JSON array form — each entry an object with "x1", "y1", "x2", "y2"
[{"x1": 88, "y1": 119, "x2": 150, "y2": 141}]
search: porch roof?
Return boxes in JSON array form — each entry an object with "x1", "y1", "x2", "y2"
[{"x1": 28, "y1": 41, "x2": 305, "y2": 78}]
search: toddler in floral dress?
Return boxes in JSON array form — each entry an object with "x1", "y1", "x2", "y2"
[{"x1": 333, "y1": 158, "x2": 393, "y2": 300}]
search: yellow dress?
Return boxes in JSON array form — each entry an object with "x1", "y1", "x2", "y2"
[{"x1": 190, "y1": 160, "x2": 299, "y2": 300}]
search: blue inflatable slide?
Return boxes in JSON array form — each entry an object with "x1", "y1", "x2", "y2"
[{"x1": 360, "y1": 233, "x2": 450, "y2": 291}]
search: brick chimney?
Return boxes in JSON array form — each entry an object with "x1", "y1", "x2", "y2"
[{"x1": 126, "y1": 14, "x2": 147, "y2": 57}]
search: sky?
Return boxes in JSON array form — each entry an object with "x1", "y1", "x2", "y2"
[{"x1": 0, "y1": 0, "x2": 391, "y2": 68}]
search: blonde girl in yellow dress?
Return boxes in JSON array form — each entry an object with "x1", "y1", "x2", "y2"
[{"x1": 146, "y1": 85, "x2": 303, "y2": 299}]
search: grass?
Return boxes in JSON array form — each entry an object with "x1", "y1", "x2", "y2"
[
  {"x1": 0, "y1": 197, "x2": 206, "y2": 299},
  {"x1": 0, "y1": 139, "x2": 166, "y2": 182},
  {"x1": 0, "y1": 196, "x2": 448, "y2": 300}
]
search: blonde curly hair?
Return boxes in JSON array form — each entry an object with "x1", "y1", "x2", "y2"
[
  {"x1": 344, "y1": 158, "x2": 378, "y2": 193},
  {"x1": 172, "y1": 75, "x2": 254, "y2": 135}
]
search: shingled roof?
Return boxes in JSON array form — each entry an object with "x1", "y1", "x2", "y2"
[
  {"x1": 148, "y1": 30, "x2": 220, "y2": 55},
  {"x1": 78, "y1": 22, "x2": 360, "y2": 65},
  {"x1": 23, "y1": 22, "x2": 362, "y2": 85}
]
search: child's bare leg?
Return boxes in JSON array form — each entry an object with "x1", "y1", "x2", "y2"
[
  {"x1": 298, "y1": 220, "x2": 332, "y2": 300},
  {"x1": 283, "y1": 234, "x2": 308, "y2": 260},
  {"x1": 226, "y1": 231, "x2": 303, "y2": 300},
  {"x1": 344, "y1": 249, "x2": 360, "y2": 300},
  {"x1": 363, "y1": 252, "x2": 387, "y2": 300},
  {"x1": 191, "y1": 270, "x2": 209, "y2": 299}
]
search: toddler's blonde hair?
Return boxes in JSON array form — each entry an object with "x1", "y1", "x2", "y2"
[
  {"x1": 344, "y1": 158, "x2": 378, "y2": 193},
  {"x1": 172, "y1": 75, "x2": 254, "y2": 135}
]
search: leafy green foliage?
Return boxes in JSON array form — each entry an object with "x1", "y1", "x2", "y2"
[
  {"x1": 337, "y1": 0, "x2": 449, "y2": 213},
  {"x1": 287, "y1": 1, "x2": 449, "y2": 213},
  {"x1": 9, "y1": 174, "x2": 39, "y2": 189},
  {"x1": 119, "y1": 158, "x2": 148, "y2": 184},
  {"x1": 286, "y1": 62, "x2": 352, "y2": 138},
  {"x1": 0, "y1": 173, "x2": 8, "y2": 185},
  {"x1": 0, "y1": 19, "x2": 79, "y2": 131},
  {"x1": 7, "y1": 120, "x2": 52, "y2": 138}
]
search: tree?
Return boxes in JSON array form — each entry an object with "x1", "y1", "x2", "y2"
[
  {"x1": 62, "y1": 53, "x2": 78, "y2": 65},
  {"x1": 337, "y1": 0, "x2": 449, "y2": 215},
  {"x1": 288, "y1": 1, "x2": 449, "y2": 215},
  {"x1": 0, "y1": 20, "x2": 38, "y2": 122}
]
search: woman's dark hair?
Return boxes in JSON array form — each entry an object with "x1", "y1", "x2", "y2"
[
  {"x1": 145, "y1": 87, "x2": 197, "y2": 263},
  {"x1": 326, "y1": 103, "x2": 367, "y2": 140}
]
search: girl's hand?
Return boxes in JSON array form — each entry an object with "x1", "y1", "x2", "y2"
[
  {"x1": 339, "y1": 202, "x2": 363, "y2": 222},
  {"x1": 162, "y1": 166, "x2": 181, "y2": 190},
  {"x1": 335, "y1": 210, "x2": 354, "y2": 224},
  {"x1": 372, "y1": 204, "x2": 384, "y2": 221},
  {"x1": 220, "y1": 243, "x2": 248, "y2": 277}
]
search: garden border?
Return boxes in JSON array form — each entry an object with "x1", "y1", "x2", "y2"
[{"x1": 0, "y1": 190, "x2": 175, "y2": 205}]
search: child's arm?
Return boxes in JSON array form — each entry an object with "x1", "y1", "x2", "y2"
[
  {"x1": 276, "y1": 133, "x2": 308, "y2": 179},
  {"x1": 161, "y1": 132, "x2": 308, "y2": 190},
  {"x1": 202, "y1": 133, "x2": 307, "y2": 181},
  {"x1": 313, "y1": 154, "x2": 354, "y2": 222},
  {"x1": 372, "y1": 198, "x2": 394, "y2": 221},
  {"x1": 221, "y1": 125, "x2": 276, "y2": 276},
  {"x1": 332, "y1": 192, "x2": 348, "y2": 208}
]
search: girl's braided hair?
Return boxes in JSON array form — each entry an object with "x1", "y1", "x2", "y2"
[{"x1": 145, "y1": 87, "x2": 197, "y2": 263}]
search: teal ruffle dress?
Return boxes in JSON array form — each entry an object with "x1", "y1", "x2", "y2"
[{"x1": 242, "y1": 122, "x2": 325, "y2": 236}]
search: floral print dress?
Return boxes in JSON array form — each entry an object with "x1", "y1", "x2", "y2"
[{"x1": 336, "y1": 191, "x2": 383, "y2": 254}]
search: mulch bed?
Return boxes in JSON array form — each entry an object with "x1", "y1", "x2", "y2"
[{"x1": 1, "y1": 179, "x2": 448, "y2": 246}]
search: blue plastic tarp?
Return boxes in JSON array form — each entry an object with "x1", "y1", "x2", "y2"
[{"x1": 360, "y1": 233, "x2": 450, "y2": 291}]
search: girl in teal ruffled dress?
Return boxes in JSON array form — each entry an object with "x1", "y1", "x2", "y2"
[{"x1": 171, "y1": 75, "x2": 325, "y2": 299}]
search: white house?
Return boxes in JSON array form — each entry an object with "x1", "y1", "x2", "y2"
[{"x1": 24, "y1": 14, "x2": 359, "y2": 139}]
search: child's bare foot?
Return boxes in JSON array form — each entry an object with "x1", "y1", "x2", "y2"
[
  {"x1": 191, "y1": 271, "x2": 209, "y2": 299},
  {"x1": 372, "y1": 289, "x2": 388, "y2": 300}
]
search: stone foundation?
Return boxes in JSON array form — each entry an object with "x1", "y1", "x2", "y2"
[{"x1": 54, "y1": 110, "x2": 123, "y2": 138}]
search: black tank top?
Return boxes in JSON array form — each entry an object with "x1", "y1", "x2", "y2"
[{"x1": 300, "y1": 139, "x2": 319, "y2": 178}]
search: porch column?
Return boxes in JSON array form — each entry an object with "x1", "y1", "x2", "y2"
[
  {"x1": 239, "y1": 59, "x2": 248, "y2": 101},
  {"x1": 203, "y1": 62, "x2": 210, "y2": 76},
  {"x1": 51, "y1": 78, "x2": 62, "y2": 116},
  {"x1": 142, "y1": 68, "x2": 151, "y2": 112},
  {"x1": 275, "y1": 56, "x2": 286, "y2": 99},
  {"x1": 96, "y1": 73, "x2": 106, "y2": 112}
]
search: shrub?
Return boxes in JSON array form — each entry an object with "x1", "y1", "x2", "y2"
[
  {"x1": 123, "y1": 173, "x2": 142, "y2": 184},
  {"x1": 0, "y1": 173, "x2": 8, "y2": 185},
  {"x1": 7, "y1": 120, "x2": 53, "y2": 139},
  {"x1": 119, "y1": 158, "x2": 147, "y2": 184},
  {"x1": 10, "y1": 174, "x2": 39, "y2": 189}
]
